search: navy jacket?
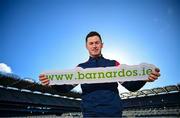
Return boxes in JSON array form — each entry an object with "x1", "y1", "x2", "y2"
[{"x1": 52, "y1": 55, "x2": 146, "y2": 117}]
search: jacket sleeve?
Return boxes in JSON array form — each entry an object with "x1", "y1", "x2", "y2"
[
  {"x1": 115, "y1": 60, "x2": 146, "y2": 92},
  {"x1": 51, "y1": 85, "x2": 75, "y2": 93},
  {"x1": 121, "y1": 81, "x2": 146, "y2": 92}
]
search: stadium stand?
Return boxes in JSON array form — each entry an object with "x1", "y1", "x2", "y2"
[
  {"x1": 0, "y1": 72, "x2": 179, "y2": 117},
  {"x1": 121, "y1": 85, "x2": 180, "y2": 117},
  {"x1": 0, "y1": 72, "x2": 81, "y2": 117}
]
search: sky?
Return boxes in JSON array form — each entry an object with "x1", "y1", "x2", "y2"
[{"x1": 0, "y1": 0, "x2": 180, "y2": 93}]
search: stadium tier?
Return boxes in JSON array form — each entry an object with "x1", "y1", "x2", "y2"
[{"x1": 0, "y1": 72, "x2": 179, "y2": 117}]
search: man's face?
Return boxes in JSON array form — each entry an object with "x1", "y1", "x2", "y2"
[{"x1": 86, "y1": 36, "x2": 103, "y2": 58}]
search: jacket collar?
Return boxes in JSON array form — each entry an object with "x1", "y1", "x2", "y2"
[{"x1": 88, "y1": 55, "x2": 104, "y2": 61}]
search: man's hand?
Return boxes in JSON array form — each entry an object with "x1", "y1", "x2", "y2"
[
  {"x1": 146, "y1": 68, "x2": 160, "y2": 82},
  {"x1": 39, "y1": 74, "x2": 50, "y2": 85}
]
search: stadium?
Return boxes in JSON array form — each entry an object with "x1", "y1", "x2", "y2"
[{"x1": 0, "y1": 71, "x2": 179, "y2": 117}]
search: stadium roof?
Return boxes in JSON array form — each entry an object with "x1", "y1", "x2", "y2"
[{"x1": 120, "y1": 84, "x2": 180, "y2": 99}]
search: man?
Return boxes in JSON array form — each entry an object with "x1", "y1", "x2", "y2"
[{"x1": 39, "y1": 31, "x2": 160, "y2": 117}]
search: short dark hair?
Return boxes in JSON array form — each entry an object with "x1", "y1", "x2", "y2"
[{"x1": 85, "y1": 31, "x2": 102, "y2": 43}]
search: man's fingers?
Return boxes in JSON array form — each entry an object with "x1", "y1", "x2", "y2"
[
  {"x1": 42, "y1": 80, "x2": 49, "y2": 85},
  {"x1": 41, "y1": 79, "x2": 49, "y2": 85},
  {"x1": 155, "y1": 68, "x2": 160, "y2": 72},
  {"x1": 148, "y1": 74, "x2": 158, "y2": 81},
  {"x1": 42, "y1": 78, "x2": 49, "y2": 82},
  {"x1": 39, "y1": 74, "x2": 45, "y2": 78},
  {"x1": 151, "y1": 72, "x2": 161, "y2": 78},
  {"x1": 149, "y1": 74, "x2": 157, "y2": 80},
  {"x1": 40, "y1": 77, "x2": 48, "y2": 81},
  {"x1": 39, "y1": 74, "x2": 45, "y2": 80},
  {"x1": 39, "y1": 74, "x2": 50, "y2": 85},
  {"x1": 151, "y1": 68, "x2": 161, "y2": 77},
  {"x1": 147, "y1": 75, "x2": 157, "y2": 82},
  {"x1": 147, "y1": 76, "x2": 155, "y2": 82},
  {"x1": 146, "y1": 68, "x2": 161, "y2": 82}
]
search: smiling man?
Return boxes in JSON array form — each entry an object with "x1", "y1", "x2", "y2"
[
  {"x1": 39, "y1": 31, "x2": 160, "y2": 117},
  {"x1": 86, "y1": 33, "x2": 103, "y2": 58}
]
